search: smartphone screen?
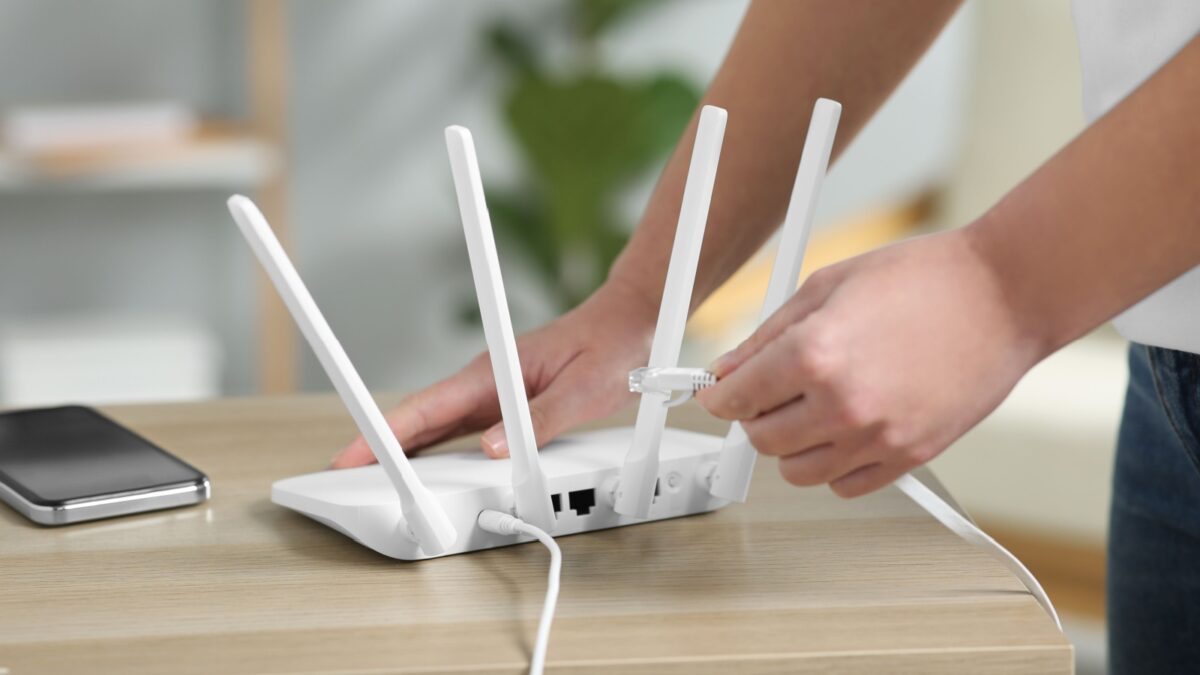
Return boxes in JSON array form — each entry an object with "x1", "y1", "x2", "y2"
[{"x1": 0, "y1": 405, "x2": 206, "y2": 507}]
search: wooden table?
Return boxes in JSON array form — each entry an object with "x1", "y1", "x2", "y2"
[{"x1": 0, "y1": 396, "x2": 1071, "y2": 674}]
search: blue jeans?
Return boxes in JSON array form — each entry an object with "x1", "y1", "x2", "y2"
[{"x1": 1108, "y1": 344, "x2": 1200, "y2": 674}]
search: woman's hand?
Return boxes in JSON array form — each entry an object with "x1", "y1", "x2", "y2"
[
  {"x1": 696, "y1": 228, "x2": 1046, "y2": 498},
  {"x1": 330, "y1": 280, "x2": 657, "y2": 467}
]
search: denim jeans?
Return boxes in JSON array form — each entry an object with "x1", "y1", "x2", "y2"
[{"x1": 1108, "y1": 344, "x2": 1200, "y2": 674}]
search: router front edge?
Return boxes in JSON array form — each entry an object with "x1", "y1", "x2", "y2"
[{"x1": 273, "y1": 426, "x2": 729, "y2": 560}]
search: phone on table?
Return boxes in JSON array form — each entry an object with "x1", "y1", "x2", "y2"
[{"x1": 0, "y1": 405, "x2": 209, "y2": 526}]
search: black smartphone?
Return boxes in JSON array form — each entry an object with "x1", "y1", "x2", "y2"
[{"x1": 0, "y1": 405, "x2": 209, "y2": 526}]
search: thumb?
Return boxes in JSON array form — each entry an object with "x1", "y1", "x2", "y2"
[{"x1": 479, "y1": 375, "x2": 590, "y2": 457}]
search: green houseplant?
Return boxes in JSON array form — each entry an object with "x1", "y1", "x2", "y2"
[{"x1": 483, "y1": 0, "x2": 700, "y2": 311}]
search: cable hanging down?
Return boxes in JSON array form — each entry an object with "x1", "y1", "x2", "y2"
[
  {"x1": 625, "y1": 365, "x2": 1061, "y2": 630},
  {"x1": 894, "y1": 474, "x2": 1061, "y2": 630},
  {"x1": 476, "y1": 510, "x2": 563, "y2": 675}
]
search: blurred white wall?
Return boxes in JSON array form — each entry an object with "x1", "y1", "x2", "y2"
[
  {"x1": 0, "y1": 0, "x2": 975, "y2": 400},
  {"x1": 0, "y1": 0, "x2": 256, "y2": 397},
  {"x1": 935, "y1": 0, "x2": 1086, "y2": 228}
]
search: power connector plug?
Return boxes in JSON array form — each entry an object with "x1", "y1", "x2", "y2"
[{"x1": 475, "y1": 509, "x2": 562, "y2": 675}]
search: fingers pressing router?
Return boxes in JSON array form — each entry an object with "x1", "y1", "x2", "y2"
[
  {"x1": 480, "y1": 426, "x2": 509, "y2": 458},
  {"x1": 481, "y1": 378, "x2": 586, "y2": 459},
  {"x1": 331, "y1": 362, "x2": 501, "y2": 467}
]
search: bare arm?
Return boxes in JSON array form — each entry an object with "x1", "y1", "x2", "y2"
[
  {"x1": 333, "y1": 0, "x2": 963, "y2": 466},
  {"x1": 609, "y1": 0, "x2": 963, "y2": 310},
  {"x1": 973, "y1": 34, "x2": 1200, "y2": 355},
  {"x1": 698, "y1": 34, "x2": 1200, "y2": 497}
]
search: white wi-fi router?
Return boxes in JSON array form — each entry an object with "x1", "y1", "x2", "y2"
[
  {"x1": 225, "y1": 101, "x2": 840, "y2": 560},
  {"x1": 227, "y1": 98, "x2": 1062, "y2": 631}
]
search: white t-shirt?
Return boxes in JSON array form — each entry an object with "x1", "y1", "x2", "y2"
[{"x1": 1072, "y1": 1, "x2": 1200, "y2": 353}]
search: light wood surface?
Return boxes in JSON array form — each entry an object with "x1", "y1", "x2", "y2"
[{"x1": 0, "y1": 395, "x2": 1071, "y2": 674}]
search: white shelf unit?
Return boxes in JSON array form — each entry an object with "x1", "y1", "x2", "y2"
[
  {"x1": 0, "y1": 1, "x2": 298, "y2": 394},
  {"x1": 0, "y1": 134, "x2": 278, "y2": 193}
]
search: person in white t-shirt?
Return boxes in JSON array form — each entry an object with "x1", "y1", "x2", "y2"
[{"x1": 335, "y1": 3, "x2": 1199, "y2": 670}]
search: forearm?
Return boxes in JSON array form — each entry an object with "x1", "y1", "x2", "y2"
[
  {"x1": 968, "y1": 35, "x2": 1200, "y2": 359},
  {"x1": 607, "y1": 0, "x2": 962, "y2": 310}
]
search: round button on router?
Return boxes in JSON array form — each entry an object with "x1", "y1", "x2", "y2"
[{"x1": 665, "y1": 471, "x2": 683, "y2": 493}]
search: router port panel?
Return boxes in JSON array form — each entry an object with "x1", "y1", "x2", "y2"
[
  {"x1": 272, "y1": 427, "x2": 728, "y2": 560},
  {"x1": 567, "y1": 489, "x2": 596, "y2": 516}
]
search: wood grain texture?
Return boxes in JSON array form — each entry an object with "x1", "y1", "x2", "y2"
[{"x1": 0, "y1": 396, "x2": 1072, "y2": 674}]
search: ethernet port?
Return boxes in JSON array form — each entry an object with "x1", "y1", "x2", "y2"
[{"x1": 568, "y1": 489, "x2": 596, "y2": 516}]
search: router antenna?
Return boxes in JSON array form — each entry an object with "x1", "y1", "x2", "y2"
[
  {"x1": 709, "y1": 98, "x2": 840, "y2": 502},
  {"x1": 226, "y1": 195, "x2": 457, "y2": 556},
  {"x1": 444, "y1": 127, "x2": 556, "y2": 533},
  {"x1": 614, "y1": 105, "x2": 727, "y2": 518}
]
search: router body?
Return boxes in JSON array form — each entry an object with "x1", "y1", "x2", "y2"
[
  {"x1": 230, "y1": 105, "x2": 804, "y2": 560},
  {"x1": 231, "y1": 100, "x2": 1061, "y2": 630},
  {"x1": 273, "y1": 427, "x2": 727, "y2": 560}
]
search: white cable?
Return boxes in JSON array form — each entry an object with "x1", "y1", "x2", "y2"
[
  {"x1": 477, "y1": 509, "x2": 562, "y2": 675},
  {"x1": 893, "y1": 474, "x2": 1062, "y2": 630},
  {"x1": 621, "y1": 367, "x2": 1060, "y2": 630}
]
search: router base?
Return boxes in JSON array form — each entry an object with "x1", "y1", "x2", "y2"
[{"x1": 273, "y1": 426, "x2": 728, "y2": 560}]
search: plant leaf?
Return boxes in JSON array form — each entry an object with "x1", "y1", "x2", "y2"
[
  {"x1": 577, "y1": 0, "x2": 663, "y2": 40},
  {"x1": 492, "y1": 63, "x2": 700, "y2": 310}
]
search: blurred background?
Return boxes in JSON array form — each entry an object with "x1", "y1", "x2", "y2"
[{"x1": 0, "y1": 1, "x2": 1119, "y2": 670}]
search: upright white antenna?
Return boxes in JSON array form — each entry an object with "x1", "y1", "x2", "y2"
[
  {"x1": 614, "y1": 105, "x2": 728, "y2": 518},
  {"x1": 226, "y1": 195, "x2": 458, "y2": 556},
  {"x1": 444, "y1": 127, "x2": 556, "y2": 533},
  {"x1": 709, "y1": 98, "x2": 840, "y2": 502}
]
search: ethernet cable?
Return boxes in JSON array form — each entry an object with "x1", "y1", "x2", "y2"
[
  {"x1": 628, "y1": 366, "x2": 717, "y2": 407},
  {"x1": 894, "y1": 474, "x2": 1061, "y2": 629},
  {"x1": 476, "y1": 510, "x2": 562, "y2": 675},
  {"x1": 627, "y1": 366, "x2": 1060, "y2": 630}
]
